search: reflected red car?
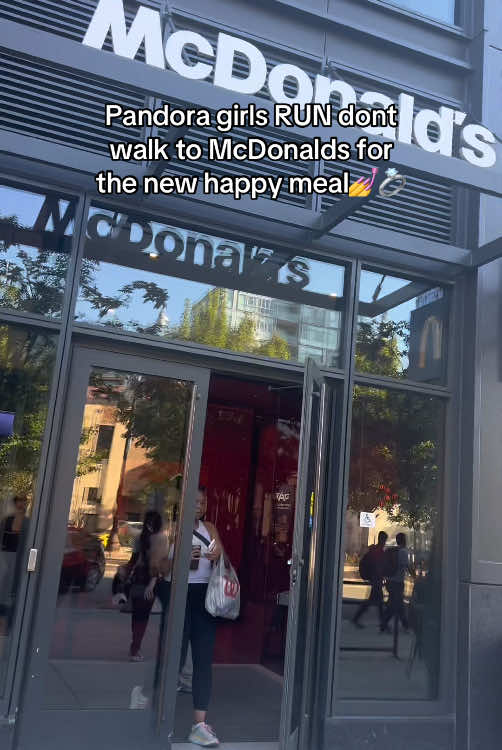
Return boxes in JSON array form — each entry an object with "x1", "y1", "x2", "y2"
[{"x1": 59, "y1": 526, "x2": 106, "y2": 593}]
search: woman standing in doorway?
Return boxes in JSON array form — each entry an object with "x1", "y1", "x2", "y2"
[{"x1": 146, "y1": 487, "x2": 223, "y2": 748}]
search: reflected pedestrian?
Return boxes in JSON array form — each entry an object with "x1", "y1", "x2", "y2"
[
  {"x1": 0, "y1": 495, "x2": 29, "y2": 629},
  {"x1": 352, "y1": 531, "x2": 388, "y2": 629},
  {"x1": 381, "y1": 532, "x2": 413, "y2": 632}
]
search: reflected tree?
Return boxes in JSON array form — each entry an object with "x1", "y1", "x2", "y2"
[
  {"x1": 178, "y1": 290, "x2": 291, "y2": 359},
  {"x1": 0, "y1": 325, "x2": 56, "y2": 497}
]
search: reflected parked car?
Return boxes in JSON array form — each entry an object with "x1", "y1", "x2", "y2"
[
  {"x1": 118, "y1": 520, "x2": 143, "y2": 539},
  {"x1": 59, "y1": 526, "x2": 106, "y2": 593}
]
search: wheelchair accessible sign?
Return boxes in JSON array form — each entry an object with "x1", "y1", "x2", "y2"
[{"x1": 360, "y1": 512, "x2": 376, "y2": 528}]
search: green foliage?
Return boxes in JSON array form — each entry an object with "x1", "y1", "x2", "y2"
[
  {"x1": 178, "y1": 290, "x2": 290, "y2": 360},
  {"x1": 350, "y1": 384, "x2": 442, "y2": 532},
  {"x1": 0, "y1": 325, "x2": 56, "y2": 496},
  {"x1": 349, "y1": 320, "x2": 441, "y2": 534},
  {"x1": 355, "y1": 318, "x2": 409, "y2": 377}
]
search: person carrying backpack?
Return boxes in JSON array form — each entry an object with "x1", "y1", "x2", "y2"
[
  {"x1": 380, "y1": 532, "x2": 414, "y2": 633},
  {"x1": 352, "y1": 531, "x2": 388, "y2": 629}
]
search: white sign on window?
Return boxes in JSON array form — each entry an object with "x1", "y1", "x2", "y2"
[{"x1": 360, "y1": 512, "x2": 376, "y2": 528}]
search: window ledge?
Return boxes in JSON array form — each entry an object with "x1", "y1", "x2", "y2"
[{"x1": 363, "y1": 0, "x2": 467, "y2": 37}]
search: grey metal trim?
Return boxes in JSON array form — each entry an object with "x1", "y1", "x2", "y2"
[
  {"x1": 434, "y1": 264, "x2": 463, "y2": 712},
  {"x1": 5, "y1": 192, "x2": 89, "y2": 723},
  {"x1": 156, "y1": 376, "x2": 209, "y2": 738},
  {"x1": 0, "y1": 20, "x2": 500, "y2": 197},
  {"x1": 0, "y1": 146, "x2": 473, "y2": 277},
  {"x1": 360, "y1": 0, "x2": 467, "y2": 33},
  {"x1": 240, "y1": 0, "x2": 471, "y2": 64},
  {"x1": 329, "y1": 259, "x2": 361, "y2": 716},
  {"x1": 71, "y1": 321, "x2": 311, "y2": 378},
  {"x1": 471, "y1": 237, "x2": 502, "y2": 267},
  {"x1": 261, "y1": 0, "x2": 470, "y2": 37},
  {"x1": 279, "y1": 358, "x2": 323, "y2": 749},
  {"x1": 312, "y1": 161, "x2": 389, "y2": 237},
  {"x1": 298, "y1": 375, "x2": 331, "y2": 750},
  {"x1": 353, "y1": 373, "x2": 452, "y2": 396},
  {"x1": 0, "y1": 309, "x2": 61, "y2": 331}
]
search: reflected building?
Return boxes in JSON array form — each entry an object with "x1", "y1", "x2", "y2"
[{"x1": 192, "y1": 288, "x2": 342, "y2": 366}]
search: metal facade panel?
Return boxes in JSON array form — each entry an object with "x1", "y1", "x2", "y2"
[
  {"x1": 0, "y1": 5, "x2": 459, "y2": 237},
  {"x1": 0, "y1": 50, "x2": 145, "y2": 153},
  {"x1": 328, "y1": 0, "x2": 468, "y2": 59},
  {"x1": 0, "y1": 0, "x2": 143, "y2": 58}
]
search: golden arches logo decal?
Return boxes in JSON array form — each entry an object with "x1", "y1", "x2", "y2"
[{"x1": 419, "y1": 315, "x2": 442, "y2": 368}]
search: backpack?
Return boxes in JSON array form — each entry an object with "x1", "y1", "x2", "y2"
[
  {"x1": 383, "y1": 547, "x2": 400, "y2": 579},
  {"x1": 359, "y1": 549, "x2": 376, "y2": 581}
]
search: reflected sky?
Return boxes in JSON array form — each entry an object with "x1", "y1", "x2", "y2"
[
  {"x1": 385, "y1": 0, "x2": 455, "y2": 23},
  {"x1": 1, "y1": 188, "x2": 439, "y2": 336}
]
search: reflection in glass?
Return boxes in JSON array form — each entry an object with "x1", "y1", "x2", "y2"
[
  {"x1": 44, "y1": 369, "x2": 193, "y2": 713},
  {"x1": 0, "y1": 183, "x2": 76, "y2": 318},
  {"x1": 336, "y1": 386, "x2": 444, "y2": 701},
  {"x1": 76, "y1": 206, "x2": 346, "y2": 367},
  {"x1": 357, "y1": 270, "x2": 448, "y2": 384},
  {"x1": 0, "y1": 324, "x2": 58, "y2": 696},
  {"x1": 387, "y1": 0, "x2": 455, "y2": 24}
]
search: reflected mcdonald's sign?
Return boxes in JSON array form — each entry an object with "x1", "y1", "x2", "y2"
[
  {"x1": 418, "y1": 315, "x2": 443, "y2": 368},
  {"x1": 408, "y1": 292, "x2": 447, "y2": 383}
]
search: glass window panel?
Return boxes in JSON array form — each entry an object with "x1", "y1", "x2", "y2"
[
  {"x1": 0, "y1": 183, "x2": 76, "y2": 319},
  {"x1": 44, "y1": 368, "x2": 194, "y2": 711},
  {"x1": 336, "y1": 386, "x2": 445, "y2": 701},
  {"x1": 76, "y1": 206, "x2": 346, "y2": 368},
  {"x1": 0, "y1": 323, "x2": 58, "y2": 696},
  {"x1": 380, "y1": 0, "x2": 455, "y2": 24},
  {"x1": 357, "y1": 269, "x2": 449, "y2": 384}
]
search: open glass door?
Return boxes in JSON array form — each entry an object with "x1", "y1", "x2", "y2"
[
  {"x1": 18, "y1": 346, "x2": 209, "y2": 750},
  {"x1": 280, "y1": 358, "x2": 329, "y2": 750}
]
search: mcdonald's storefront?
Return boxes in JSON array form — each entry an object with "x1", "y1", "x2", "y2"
[{"x1": 1, "y1": 2, "x2": 502, "y2": 750}]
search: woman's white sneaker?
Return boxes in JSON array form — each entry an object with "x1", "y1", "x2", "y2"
[
  {"x1": 188, "y1": 722, "x2": 219, "y2": 746},
  {"x1": 129, "y1": 685, "x2": 148, "y2": 709}
]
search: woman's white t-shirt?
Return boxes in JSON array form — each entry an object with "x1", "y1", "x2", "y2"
[
  {"x1": 150, "y1": 521, "x2": 213, "y2": 584},
  {"x1": 189, "y1": 521, "x2": 213, "y2": 584}
]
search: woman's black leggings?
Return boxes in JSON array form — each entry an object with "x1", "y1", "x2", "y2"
[
  {"x1": 180, "y1": 583, "x2": 217, "y2": 712},
  {"x1": 154, "y1": 580, "x2": 217, "y2": 712}
]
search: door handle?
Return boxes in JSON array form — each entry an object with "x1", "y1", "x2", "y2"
[
  {"x1": 290, "y1": 556, "x2": 304, "y2": 585},
  {"x1": 27, "y1": 548, "x2": 38, "y2": 572}
]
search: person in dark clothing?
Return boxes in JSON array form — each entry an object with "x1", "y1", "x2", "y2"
[
  {"x1": 0, "y1": 495, "x2": 29, "y2": 627},
  {"x1": 352, "y1": 530, "x2": 388, "y2": 629},
  {"x1": 113, "y1": 510, "x2": 162, "y2": 661},
  {"x1": 381, "y1": 532, "x2": 413, "y2": 633}
]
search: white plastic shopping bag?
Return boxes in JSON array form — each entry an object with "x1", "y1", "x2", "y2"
[{"x1": 205, "y1": 554, "x2": 240, "y2": 620}]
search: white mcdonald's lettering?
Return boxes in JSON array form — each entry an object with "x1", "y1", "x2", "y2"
[
  {"x1": 419, "y1": 315, "x2": 442, "y2": 368},
  {"x1": 82, "y1": 0, "x2": 497, "y2": 168}
]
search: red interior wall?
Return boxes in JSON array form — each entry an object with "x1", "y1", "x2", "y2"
[
  {"x1": 199, "y1": 403, "x2": 254, "y2": 572},
  {"x1": 200, "y1": 400, "x2": 300, "y2": 666}
]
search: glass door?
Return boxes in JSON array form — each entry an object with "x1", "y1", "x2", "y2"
[
  {"x1": 18, "y1": 346, "x2": 209, "y2": 750},
  {"x1": 280, "y1": 358, "x2": 330, "y2": 750}
]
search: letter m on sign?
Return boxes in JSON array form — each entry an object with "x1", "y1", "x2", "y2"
[{"x1": 82, "y1": 0, "x2": 165, "y2": 68}]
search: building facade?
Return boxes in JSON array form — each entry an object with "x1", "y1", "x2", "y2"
[{"x1": 0, "y1": 1, "x2": 501, "y2": 750}]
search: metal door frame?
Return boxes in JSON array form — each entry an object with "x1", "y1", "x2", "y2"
[
  {"x1": 279, "y1": 358, "x2": 332, "y2": 750},
  {"x1": 15, "y1": 344, "x2": 210, "y2": 750}
]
